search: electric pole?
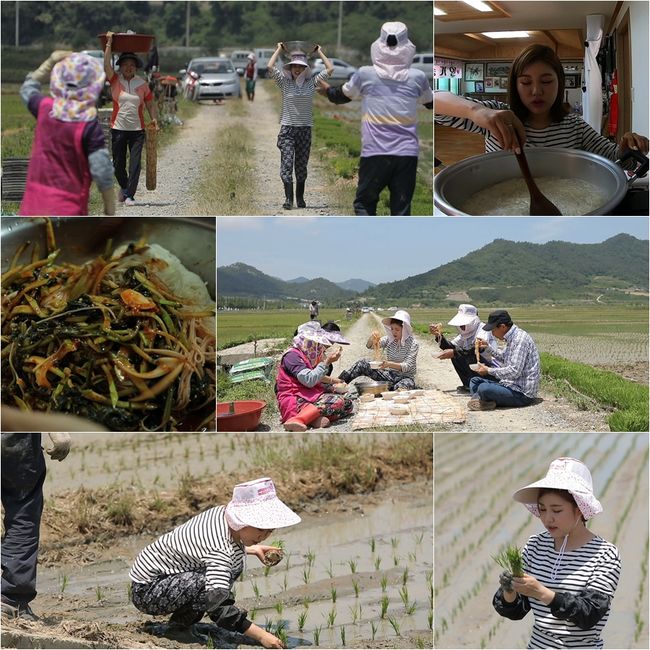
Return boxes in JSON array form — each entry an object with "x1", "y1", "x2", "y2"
[
  {"x1": 15, "y1": 0, "x2": 19, "y2": 47},
  {"x1": 336, "y1": 1, "x2": 342, "y2": 53},
  {"x1": 185, "y1": 1, "x2": 190, "y2": 48}
]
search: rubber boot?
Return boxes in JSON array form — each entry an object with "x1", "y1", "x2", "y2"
[
  {"x1": 284, "y1": 403, "x2": 321, "y2": 431},
  {"x1": 296, "y1": 181, "x2": 306, "y2": 208},
  {"x1": 283, "y1": 182, "x2": 293, "y2": 210}
]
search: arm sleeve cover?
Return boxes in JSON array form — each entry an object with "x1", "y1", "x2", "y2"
[
  {"x1": 492, "y1": 588, "x2": 531, "y2": 620},
  {"x1": 549, "y1": 589, "x2": 611, "y2": 630},
  {"x1": 205, "y1": 588, "x2": 252, "y2": 633}
]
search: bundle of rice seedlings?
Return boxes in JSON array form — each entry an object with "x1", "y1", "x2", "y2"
[{"x1": 493, "y1": 545, "x2": 524, "y2": 577}]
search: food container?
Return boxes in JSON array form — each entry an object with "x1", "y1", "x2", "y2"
[
  {"x1": 390, "y1": 405, "x2": 409, "y2": 416},
  {"x1": 469, "y1": 363, "x2": 481, "y2": 372},
  {"x1": 98, "y1": 32, "x2": 155, "y2": 53},
  {"x1": 333, "y1": 383, "x2": 348, "y2": 394},
  {"x1": 381, "y1": 391, "x2": 394, "y2": 400},
  {"x1": 410, "y1": 389, "x2": 425, "y2": 397},
  {"x1": 369, "y1": 360, "x2": 382, "y2": 369},
  {"x1": 359, "y1": 393, "x2": 375, "y2": 403},
  {"x1": 393, "y1": 394, "x2": 411, "y2": 404},
  {"x1": 434, "y1": 148, "x2": 648, "y2": 216},
  {"x1": 217, "y1": 400, "x2": 266, "y2": 431},
  {"x1": 357, "y1": 381, "x2": 389, "y2": 396}
]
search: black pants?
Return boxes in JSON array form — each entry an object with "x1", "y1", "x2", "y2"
[
  {"x1": 439, "y1": 337, "x2": 486, "y2": 388},
  {"x1": 353, "y1": 155, "x2": 418, "y2": 216},
  {"x1": 1, "y1": 434, "x2": 45, "y2": 607},
  {"x1": 111, "y1": 128, "x2": 145, "y2": 199},
  {"x1": 277, "y1": 125, "x2": 312, "y2": 183},
  {"x1": 339, "y1": 359, "x2": 416, "y2": 391}
]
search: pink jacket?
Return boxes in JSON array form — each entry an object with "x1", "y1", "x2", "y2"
[
  {"x1": 20, "y1": 97, "x2": 91, "y2": 216},
  {"x1": 276, "y1": 347, "x2": 324, "y2": 422}
]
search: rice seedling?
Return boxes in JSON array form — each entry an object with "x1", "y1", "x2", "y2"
[
  {"x1": 380, "y1": 575, "x2": 388, "y2": 592},
  {"x1": 390, "y1": 537, "x2": 399, "y2": 550},
  {"x1": 206, "y1": 635, "x2": 214, "y2": 650},
  {"x1": 230, "y1": 438, "x2": 236, "y2": 451},
  {"x1": 408, "y1": 552, "x2": 417, "y2": 562},
  {"x1": 264, "y1": 565, "x2": 271, "y2": 578},
  {"x1": 402, "y1": 567, "x2": 409, "y2": 586},
  {"x1": 393, "y1": 554, "x2": 400, "y2": 567},
  {"x1": 340, "y1": 625, "x2": 346, "y2": 646},
  {"x1": 399, "y1": 586, "x2": 409, "y2": 607},
  {"x1": 374, "y1": 556, "x2": 382, "y2": 570},
  {"x1": 302, "y1": 567, "x2": 311, "y2": 584},
  {"x1": 416, "y1": 637, "x2": 425, "y2": 649},
  {"x1": 388, "y1": 615, "x2": 401, "y2": 635},
  {"x1": 302, "y1": 597, "x2": 312, "y2": 608},
  {"x1": 327, "y1": 608, "x2": 337, "y2": 627},
  {"x1": 349, "y1": 605, "x2": 359, "y2": 624},
  {"x1": 297, "y1": 610, "x2": 307, "y2": 632},
  {"x1": 95, "y1": 585, "x2": 103, "y2": 601},
  {"x1": 441, "y1": 617, "x2": 447, "y2": 632},
  {"x1": 380, "y1": 595, "x2": 389, "y2": 619},
  {"x1": 274, "y1": 601, "x2": 284, "y2": 615},
  {"x1": 306, "y1": 548, "x2": 316, "y2": 567},
  {"x1": 252, "y1": 582, "x2": 260, "y2": 599},
  {"x1": 348, "y1": 559, "x2": 357, "y2": 574},
  {"x1": 313, "y1": 625, "x2": 322, "y2": 646},
  {"x1": 415, "y1": 531, "x2": 424, "y2": 544},
  {"x1": 325, "y1": 560, "x2": 334, "y2": 578},
  {"x1": 352, "y1": 579, "x2": 360, "y2": 598},
  {"x1": 330, "y1": 587, "x2": 337, "y2": 603},
  {"x1": 370, "y1": 537, "x2": 376, "y2": 553},
  {"x1": 405, "y1": 600, "x2": 417, "y2": 615},
  {"x1": 264, "y1": 618, "x2": 273, "y2": 632},
  {"x1": 370, "y1": 621, "x2": 377, "y2": 640},
  {"x1": 59, "y1": 574, "x2": 69, "y2": 593},
  {"x1": 493, "y1": 545, "x2": 524, "y2": 577},
  {"x1": 276, "y1": 623, "x2": 288, "y2": 647},
  {"x1": 282, "y1": 575, "x2": 288, "y2": 592},
  {"x1": 270, "y1": 539, "x2": 285, "y2": 550},
  {"x1": 250, "y1": 608, "x2": 257, "y2": 621},
  {"x1": 428, "y1": 611, "x2": 433, "y2": 630}
]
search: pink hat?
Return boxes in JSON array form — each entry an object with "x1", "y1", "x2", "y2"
[
  {"x1": 225, "y1": 477, "x2": 301, "y2": 530},
  {"x1": 513, "y1": 457, "x2": 603, "y2": 520}
]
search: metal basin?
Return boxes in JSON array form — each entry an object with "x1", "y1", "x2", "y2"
[{"x1": 357, "y1": 381, "x2": 390, "y2": 396}]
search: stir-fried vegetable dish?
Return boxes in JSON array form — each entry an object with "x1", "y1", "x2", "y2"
[{"x1": 1, "y1": 220, "x2": 216, "y2": 431}]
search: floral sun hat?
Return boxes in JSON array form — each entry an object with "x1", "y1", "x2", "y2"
[
  {"x1": 512, "y1": 457, "x2": 603, "y2": 520},
  {"x1": 49, "y1": 53, "x2": 105, "y2": 122},
  {"x1": 225, "y1": 477, "x2": 301, "y2": 530}
]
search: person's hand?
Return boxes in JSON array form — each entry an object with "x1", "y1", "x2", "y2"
[
  {"x1": 331, "y1": 377, "x2": 345, "y2": 385},
  {"x1": 379, "y1": 360, "x2": 390, "y2": 369},
  {"x1": 51, "y1": 50, "x2": 73, "y2": 64},
  {"x1": 511, "y1": 573, "x2": 554, "y2": 604},
  {"x1": 429, "y1": 322, "x2": 443, "y2": 336},
  {"x1": 437, "y1": 349, "x2": 454, "y2": 360},
  {"x1": 324, "y1": 345, "x2": 342, "y2": 364},
  {"x1": 151, "y1": 118, "x2": 160, "y2": 132},
  {"x1": 247, "y1": 545, "x2": 282, "y2": 564},
  {"x1": 276, "y1": 42, "x2": 284, "y2": 51},
  {"x1": 1, "y1": 406, "x2": 108, "y2": 432},
  {"x1": 45, "y1": 433, "x2": 72, "y2": 461},
  {"x1": 619, "y1": 132, "x2": 649, "y2": 154},
  {"x1": 473, "y1": 107, "x2": 526, "y2": 153},
  {"x1": 476, "y1": 362, "x2": 490, "y2": 376},
  {"x1": 106, "y1": 31, "x2": 114, "y2": 45},
  {"x1": 476, "y1": 338, "x2": 487, "y2": 350},
  {"x1": 316, "y1": 80, "x2": 331, "y2": 96},
  {"x1": 260, "y1": 631, "x2": 285, "y2": 649}
]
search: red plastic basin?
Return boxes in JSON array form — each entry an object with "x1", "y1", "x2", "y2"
[
  {"x1": 98, "y1": 33, "x2": 155, "y2": 53},
  {"x1": 217, "y1": 400, "x2": 266, "y2": 431}
]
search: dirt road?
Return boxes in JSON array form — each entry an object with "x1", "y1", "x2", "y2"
[
  {"x1": 117, "y1": 80, "x2": 345, "y2": 216},
  {"x1": 264, "y1": 313, "x2": 610, "y2": 432}
]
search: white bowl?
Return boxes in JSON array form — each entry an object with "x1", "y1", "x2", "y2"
[
  {"x1": 469, "y1": 363, "x2": 481, "y2": 372},
  {"x1": 410, "y1": 389, "x2": 425, "y2": 397},
  {"x1": 380, "y1": 391, "x2": 394, "y2": 400},
  {"x1": 390, "y1": 405, "x2": 409, "y2": 416},
  {"x1": 393, "y1": 395, "x2": 411, "y2": 404},
  {"x1": 369, "y1": 360, "x2": 382, "y2": 369},
  {"x1": 333, "y1": 384, "x2": 348, "y2": 393},
  {"x1": 359, "y1": 393, "x2": 375, "y2": 403}
]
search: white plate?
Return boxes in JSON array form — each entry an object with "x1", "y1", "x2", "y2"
[{"x1": 469, "y1": 363, "x2": 481, "y2": 371}]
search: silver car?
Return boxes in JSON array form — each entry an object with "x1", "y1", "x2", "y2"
[
  {"x1": 184, "y1": 57, "x2": 241, "y2": 100},
  {"x1": 312, "y1": 58, "x2": 357, "y2": 80}
]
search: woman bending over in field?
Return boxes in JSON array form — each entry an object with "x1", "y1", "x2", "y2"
[
  {"x1": 130, "y1": 477, "x2": 298, "y2": 648},
  {"x1": 493, "y1": 457, "x2": 620, "y2": 649}
]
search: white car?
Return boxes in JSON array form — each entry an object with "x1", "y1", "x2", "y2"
[
  {"x1": 313, "y1": 58, "x2": 357, "y2": 80},
  {"x1": 411, "y1": 53, "x2": 434, "y2": 83},
  {"x1": 180, "y1": 57, "x2": 241, "y2": 100}
]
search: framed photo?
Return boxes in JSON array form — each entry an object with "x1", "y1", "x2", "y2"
[
  {"x1": 486, "y1": 62, "x2": 511, "y2": 78},
  {"x1": 499, "y1": 77, "x2": 508, "y2": 89},
  {"x1": 485, "y1": 78, "x2": 494, "y2": 88},
  {"x1": 565, "y1": 75, "x2": 578, "y2": 88},
  {"x1": 465, "y1": 80, "x2": 475, "y2": 93},
  {"x1": 464, "y1": 62, "x2": 484, "y2": 81},
  {"x1": 475, "y1": 81, "x2": 484, "y2": 92}
]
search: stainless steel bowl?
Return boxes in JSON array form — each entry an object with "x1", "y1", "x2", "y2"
[
  {"x1": 357, "y1": 381, "x2": 390, "y2": 396},
  {"x1": 434, "y1": 148, "x2": 636, "y2": 216},
  {"x1": 1, "y1": 217, "x2": 215, "y2": 297}
]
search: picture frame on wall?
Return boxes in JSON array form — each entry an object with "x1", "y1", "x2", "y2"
[
  {"x1": 565, "y1": 75, "x2": 578, "y2": 88},
  {"x1": 465, "y1": 80, "x2": 476, "y2": 93},
  {"x1": 485, "y1": 78, "x2": 493, "y2": 88},
  {"x1": 486, "y1": 62, "x2": 511, "y2": 78},
  {"x1": 475, "y1": 81, "x2": 484, "y2": 92},
  {"x1": 464, "y1": 62, "x2": 484, "y2": 81},
  {"x1": 499, "y1": 77, "x2": 508, "y2": 89}
]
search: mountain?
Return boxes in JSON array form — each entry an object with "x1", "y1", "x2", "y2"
[
  {"x1": 336, "y1": 278, "x2": 376, "y2": 292},
  {"x1": 364, "y1": 234, "x2": 648, "y2": 305},
  {"x1": 218, "y1": 263, "x2": 356, "y2": 302},
  {"x1": 287, "y1": 276, "x2": 311, "y2": 284}
]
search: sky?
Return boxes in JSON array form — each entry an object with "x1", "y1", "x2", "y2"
[{"x1": 217, "y1": 217, "x2": 649, "y2": 284}]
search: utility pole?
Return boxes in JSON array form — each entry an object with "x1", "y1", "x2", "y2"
[
  {"x1": 185, "y1": 1, "x2": 190, "y2": 48},
  {"x1": 15, "y1": 0, "x2": 19, "y2": 47},
  {"x1": 336, "y1": 1, "x2": 342, "y2": 53}
]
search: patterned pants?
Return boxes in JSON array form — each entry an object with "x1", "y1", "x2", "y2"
[
  {"x1": 339, "y1": 359, "x2": 416, "y2": 391},
  {"x1": 277, "y1": 125, "x2": 312, "y2": 183},
  {"x1": 297, "y1": 393, "x2": 354, "y2": 421}
]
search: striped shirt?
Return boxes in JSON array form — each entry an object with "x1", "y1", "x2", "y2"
[
  {"x1": 370, "y1": 335, "x2": 419, "y2": 377},
  {"x1": 270, "y1": 67, "x2": 330, "y2": 127},
  {"x1": 435, "y1": 98, "x2": 620, "y2": 161},
  {"x1": 129, "y1": 506, "x2": 245, "y2": 591},
  {"x1": 523, "y1": 532, "x2": 621, "y2": 648},
  {"x1": 487, "y1": 324, "x2": 540, "y2": 397}
]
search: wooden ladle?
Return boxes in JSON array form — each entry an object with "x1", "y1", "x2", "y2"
[{"x1": 513, "y1": 131, "x2": 562, "y2": 215}]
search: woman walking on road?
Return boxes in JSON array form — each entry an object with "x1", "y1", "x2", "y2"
[
  {"x1": 267, "y1": 43, "x2": 333, "y2": 210},
  {"x1": 104, "y1": 31, "x2": 158, "y2": 206}
]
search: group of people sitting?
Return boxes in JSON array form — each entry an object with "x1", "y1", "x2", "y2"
[{"x1": 274, "y1": 304, "x2": 542, "y2": 430}]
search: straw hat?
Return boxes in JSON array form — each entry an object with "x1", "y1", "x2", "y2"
[
  {"x1": 225, "y1": 477, "x2": 301, "y2": 530},
  {"x1": 513, "y1": 457, "x2": 603, "y2": 520}
]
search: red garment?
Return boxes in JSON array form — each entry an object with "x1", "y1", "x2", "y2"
[
  {"x1": 245, "y1": 62, "x2": 256, "y2": 79},
  {"x1": 275, "y1": 347, "x2": 324, "y2": 422},
  {"x1": 608, "y1": 69, "x2": 618, "y2": 138},
  {"x1": 20, "y1": 97, "x2": 91, "y2": 216}
]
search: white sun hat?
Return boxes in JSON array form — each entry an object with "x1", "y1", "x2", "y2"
[
  {"x1": 512, "y1": 457, "x2": 603, "y2": 520},
  {"x1": 448, "y1": 304, "x2": 479, "y2": 327},
  {"x1": 381, "y1": 309, "x2": 413, "y2": 344},
  {"x1": 225, "y1": 477, "x2": 301, "y2": 530}
]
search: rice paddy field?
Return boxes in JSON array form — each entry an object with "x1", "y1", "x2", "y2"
[{"x1": 434, "y1": 432, "x2": 649, "y2": 650}]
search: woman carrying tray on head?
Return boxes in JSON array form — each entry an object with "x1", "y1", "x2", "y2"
[
  {"x1": 338, "y1": 309, "x2": 419, "y2": 391},
  {"x1": 104, "y1": 31, "x2": 158, "y2": 206},
  {"x1": 493, "y1": 457, "x2": 621, "y2": 649}
]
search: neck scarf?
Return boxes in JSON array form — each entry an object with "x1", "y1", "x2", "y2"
[
  {"x1": 292, "y1": 333, "x2": 326, "y2": 367},
  {"x1": 457, "y1": 317, "x2": 482, "y2": 342},
  {"x1": 49, "y1": 53, "x2": 105, "y2": 123}
]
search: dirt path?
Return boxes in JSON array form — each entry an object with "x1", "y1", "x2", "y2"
[
  {"x1": 117, "y1": 80, "x2": 343, "y2": 216},
  {"x1": 264, "y1": 313, "x2": 610, "y2": 432}
]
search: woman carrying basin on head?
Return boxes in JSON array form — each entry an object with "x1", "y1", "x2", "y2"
[
  {"x1": 493, "y1": 457, "x2": 620, "y2": 649},
  {"x1": 435, "y1": 44, "x2": 648, "y2": 160},
  {"x1": 130, "y1": 477, "x2": 297, "y2": 649}
]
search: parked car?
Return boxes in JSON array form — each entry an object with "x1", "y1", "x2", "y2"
[
  {"x1": 312, "y1": 57, "x2": 357, "y2": 80},
  {"x1": 180, "y1": 57, "x2": 241, "y2": 100},
  {"x1": 253, "y1": 48, "x2": 276, "y2": 77},
  {"x1": 230, "y1": 50, "x2": 252, "y2": 76},
  {"x1": 411, "y1": 52, "x2": 434, "y2": 83}
]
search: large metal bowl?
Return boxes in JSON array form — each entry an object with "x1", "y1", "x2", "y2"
[
  {"x1": 1, "y1": 217, "x2": 215, "y2": 298},
  {"x1": 434, "y1": 148, "x2": 641, "y2": 216},
  {"x1": 357, "y1": 381, "x2": 390, "y2": 396}
]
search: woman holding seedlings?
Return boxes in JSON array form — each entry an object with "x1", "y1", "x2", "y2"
[
  {"x1": 338, "y1": 309, "x2": 419, "y2": 391},
  {"x1": 276, "y1": 324, "x2": 353, "y2": 431},
  {"x1": 493, "y1": 457, "x2": 621, "y2": 649},
  {"x1": 267, "y1": 43, "x2": 333, "y2": 210},
  {"x1": 130, "y1": 477, "x2": 297, "y2": 648}
]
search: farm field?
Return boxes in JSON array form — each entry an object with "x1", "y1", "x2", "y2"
[
  {"x1": 434, "y1": 432, "x2": 649, "y2": 650},
  {"x1": 1, "y1": 432, "x2": 433, "y2": 650}
]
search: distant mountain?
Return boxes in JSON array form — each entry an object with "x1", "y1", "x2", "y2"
[
  {"x1": 218, "y1": 263, "x2": 357, "y2": 301},
  {"x1": 286, "y1": 276, "x2": 311, "y2": 284},
  {"x1": 336, "y1": 278, "x2": 376, "y2": 292},
  {"x1": 364, "y1": 234, "x2": 648, "y2": 305}
]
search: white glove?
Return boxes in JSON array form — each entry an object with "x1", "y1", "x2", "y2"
[
  {"x1": 31, "y1": 50, "x2": 73, "y2": 84},
  {"x1": 46, "y1": 432, "x2": 72, "y2": 461}
]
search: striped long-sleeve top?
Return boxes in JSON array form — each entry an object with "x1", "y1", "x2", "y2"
[
  {"x1": 493, "y1": 532, "x2": 621, "y2": 648},
  {"x1": 487, "y1": 324, "x2": 540, "y2": 398},
  {"x1": 370, "y1": 335, "x2": 419, "y2": 377},
  {"x1": 435, "y1": 98, "x2": 620, "y2": 161},
  {"x1": 129, "y1": 505, "x2": 245, "y2": 591},
  {"x1": 269, "y1": 67, "x2": 330, "y2": 127}
]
